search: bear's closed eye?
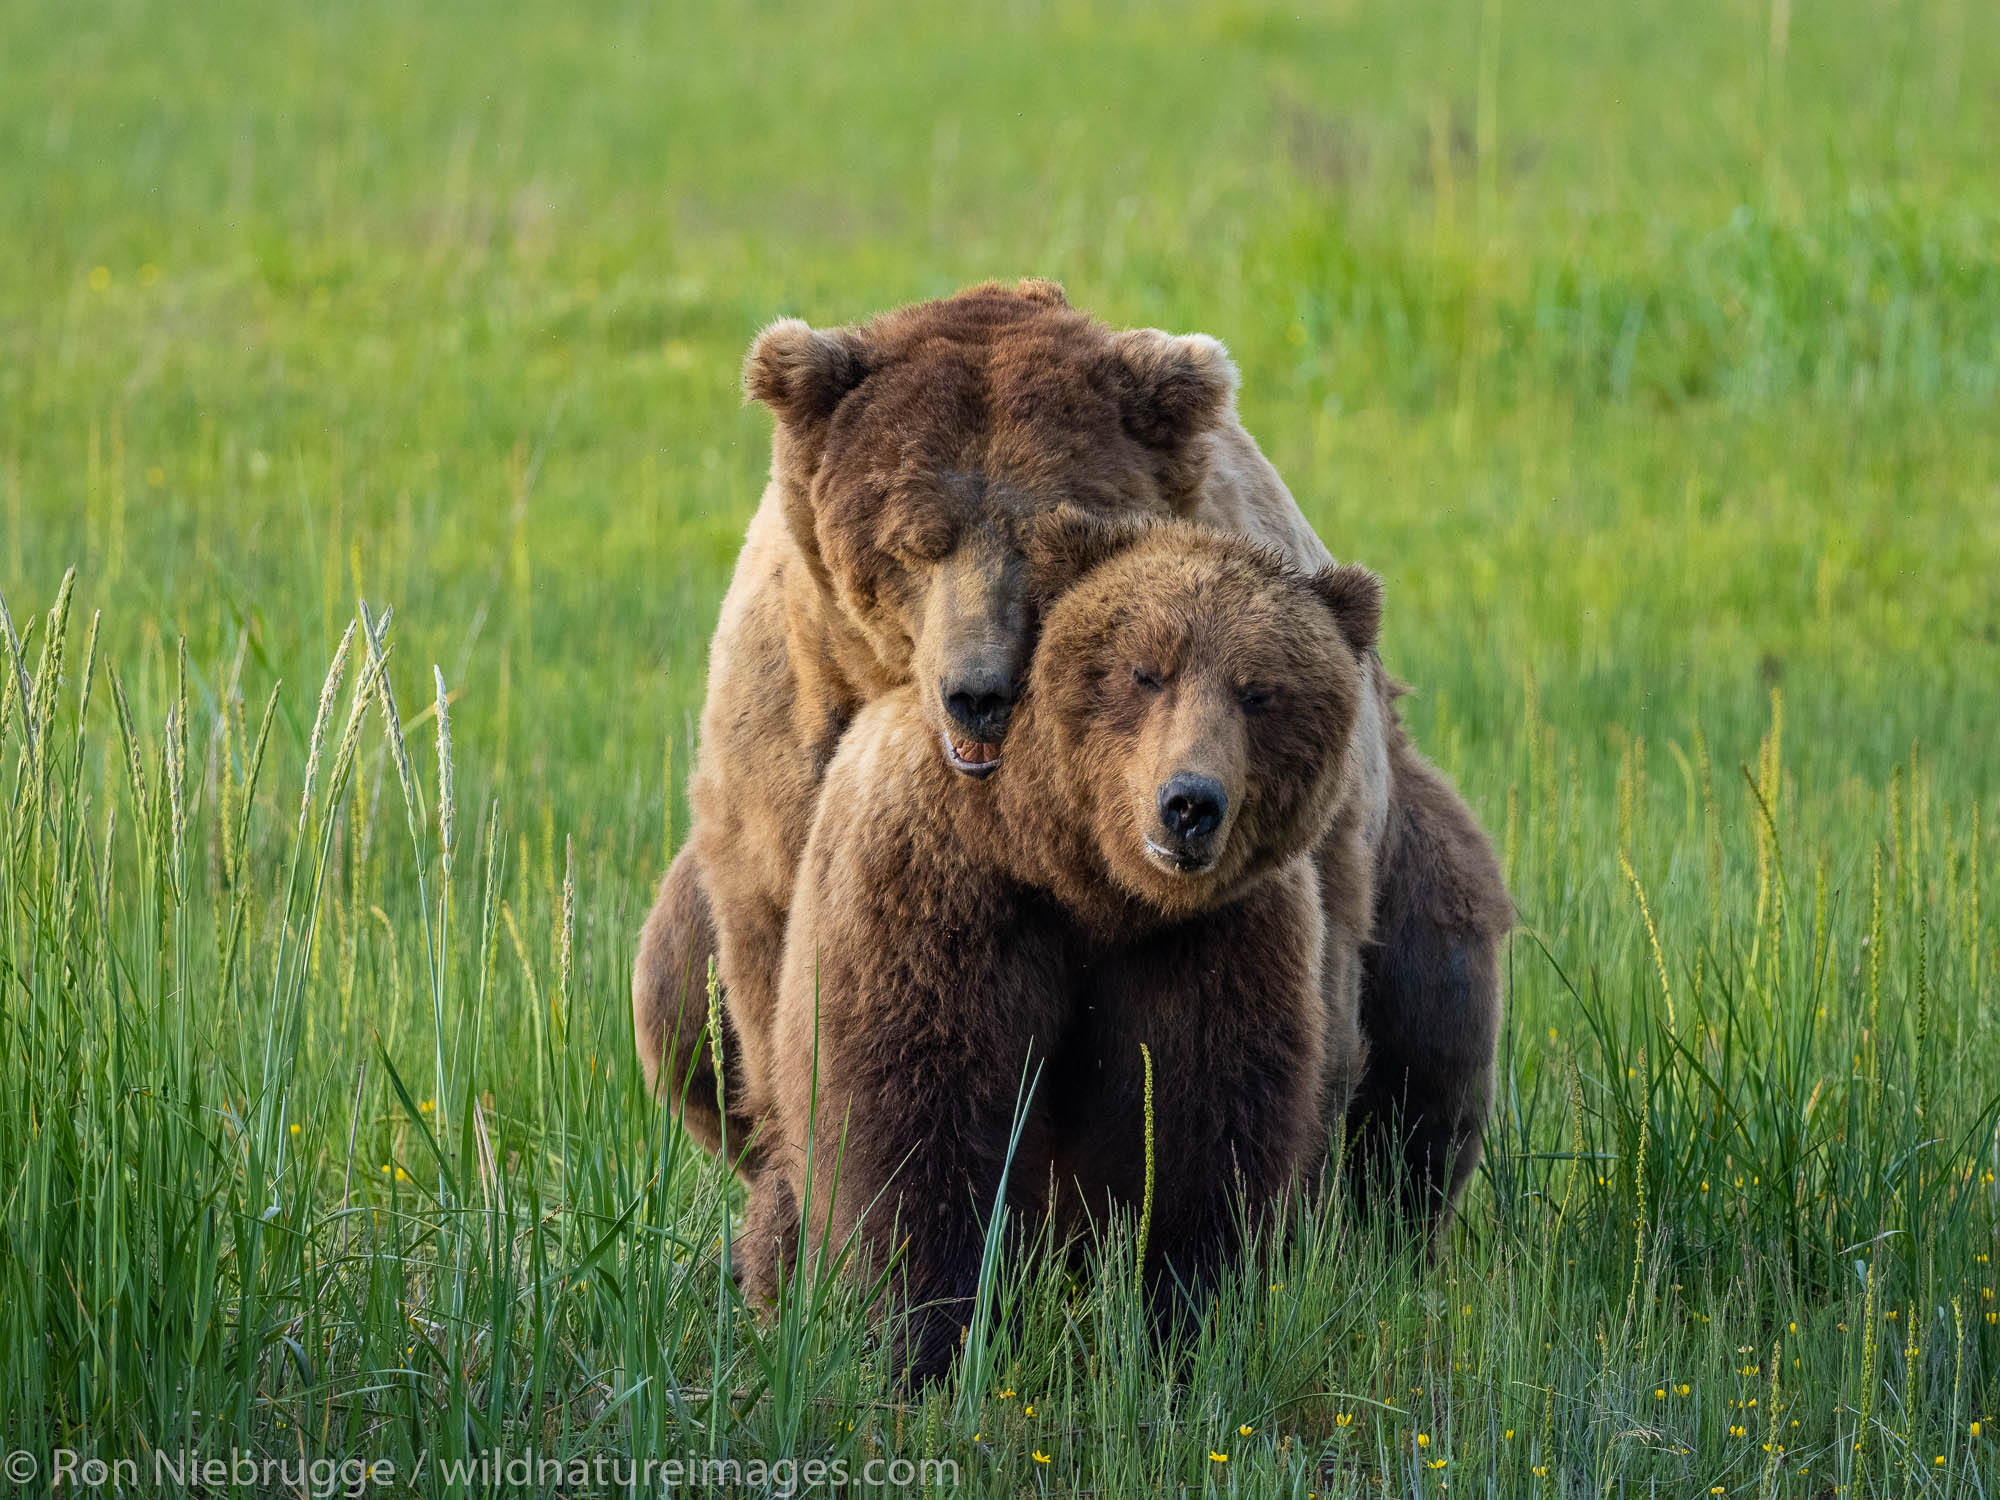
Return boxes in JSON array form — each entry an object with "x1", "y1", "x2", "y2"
[{"x1": 884, "y1": 519, "x2": 954, "y2": 565}]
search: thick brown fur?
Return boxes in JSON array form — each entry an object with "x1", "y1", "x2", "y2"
[
  {"x1": 631, "y1": 280, "x2": 1508, "y2": 1232},
  {"x1": 1348, "y1": 709, "x2": 1513, "y2": 1222},
  {"x1": 741, "y1": 522, "x2": 1377, "y2": 1385},
  {"x1": 632, "y1": 855, "x2": 762, "y2": 1163}
]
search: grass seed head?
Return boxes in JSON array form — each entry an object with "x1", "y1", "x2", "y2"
[{"x1": 300, "y1": 620, "x2": 357, "y2": 830}]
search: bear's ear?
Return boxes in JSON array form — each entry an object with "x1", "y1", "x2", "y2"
[
  {"x1": 1026, "y1": 506, "x2": 1155, "y2": 602},
  {"x1": 1307, "y1": 563, "x2": 1383, "y2": 657},
  {"x1": 1014, "y1": 277, "x2": 1069, "y2": 308},
  {"x1": 1105, "y1": 329, "x2": 1239, "y2": 448},
  {"x1": 742, "y1": 318, "x2": 870, "y2": 426}
]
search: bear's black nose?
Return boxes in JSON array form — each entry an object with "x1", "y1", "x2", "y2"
[
  {"x1": 1158, "y1": 774, "x2": 1226, "y2": 841},
  {"x1": 942, "y1": 668, "x2": 1017, "y2": 742}
]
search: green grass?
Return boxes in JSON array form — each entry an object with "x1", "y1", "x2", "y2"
[{"x1": 3, "y1": 0, "x2": 1998, "y2": 1493}]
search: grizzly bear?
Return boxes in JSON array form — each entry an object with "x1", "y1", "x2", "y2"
[
  {"x1": 633, "y1": 280, "x2": 1508, "y2": 1224},
  {"x1": 738, "y1": 516, "x2": 1381, "y2": 1384}
]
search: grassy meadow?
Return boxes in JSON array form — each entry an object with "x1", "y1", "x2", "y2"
[{"x1": 4, "y1": 0, "x2": 1999, "y2": 1493}]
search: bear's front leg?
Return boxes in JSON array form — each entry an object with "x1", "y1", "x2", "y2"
[
  {"x1": 738, "y1": 1167, "x2": 801, "y2": 1307},
  {"x1": 1072, "y1": 863, "x2": 1331, "y2": 1333},
  {"x1": 778, "y1": 924, "x2": 1071, "y2": 1385},
  {"x1": 769, "y1": 738, "x2": 1079, "y2": 1386}
]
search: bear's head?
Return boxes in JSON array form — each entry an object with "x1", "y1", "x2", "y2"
[
  {"x1": 744, "y1": 279, "x2": 1239, "y2": 779},
  {"x1": 1018, "y1": 514, "x2": 1382, "y2": 920}
]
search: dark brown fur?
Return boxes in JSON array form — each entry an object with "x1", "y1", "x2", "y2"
[
  {"x1": 632, "y1": 280, "x2": 1509, "y2": 1236},
  {"x1": 635, "y1": 280, "x2": 1327, "y2": 1152},
  {"x1": 742, "y1": 521, "x2": 1377, "y2": 1385},
  {"x1": 1348, "y1": 717, "x2": 1512, "y2": 1221}
]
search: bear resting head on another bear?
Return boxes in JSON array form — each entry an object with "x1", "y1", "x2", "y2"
[{"x1": 742, "y1": 513, "x2": 1379, "y2": 1384}]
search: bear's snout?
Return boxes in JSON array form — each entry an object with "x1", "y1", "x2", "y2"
[
  {"x1": 1146, "y1": 772, "x2": 1229, "y2": 872},
  {"x1": 941, "y1": 665, "x2": 1018, "y2": 744},
  {"x1": 1158, "y1": 773, "x2": 1226, "y2": 839}
]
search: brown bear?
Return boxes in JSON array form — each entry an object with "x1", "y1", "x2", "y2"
[
  {"x1": 632, "y1": 280, "x2": 1508, "y2": 1224},
  {"x1": 739, "y1": 516, "x2": 1381, "y2": 1384}
]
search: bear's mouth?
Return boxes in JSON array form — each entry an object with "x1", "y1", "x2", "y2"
[
  {"x1": 941, "y1": 730, "x2": 1003, "y2": 779},
  {"x1": 1144, "y1": 837, "x2": 1216, "y2": 875}
]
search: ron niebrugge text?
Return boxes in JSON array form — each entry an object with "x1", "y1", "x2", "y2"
[{"x1": 24, "y1": 1447, "x2": 961, "y2": 1494}]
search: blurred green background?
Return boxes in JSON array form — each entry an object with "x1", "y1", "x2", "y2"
[{"x1": 7, "y1": 0, "x2": 1996, "y2": 852}]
